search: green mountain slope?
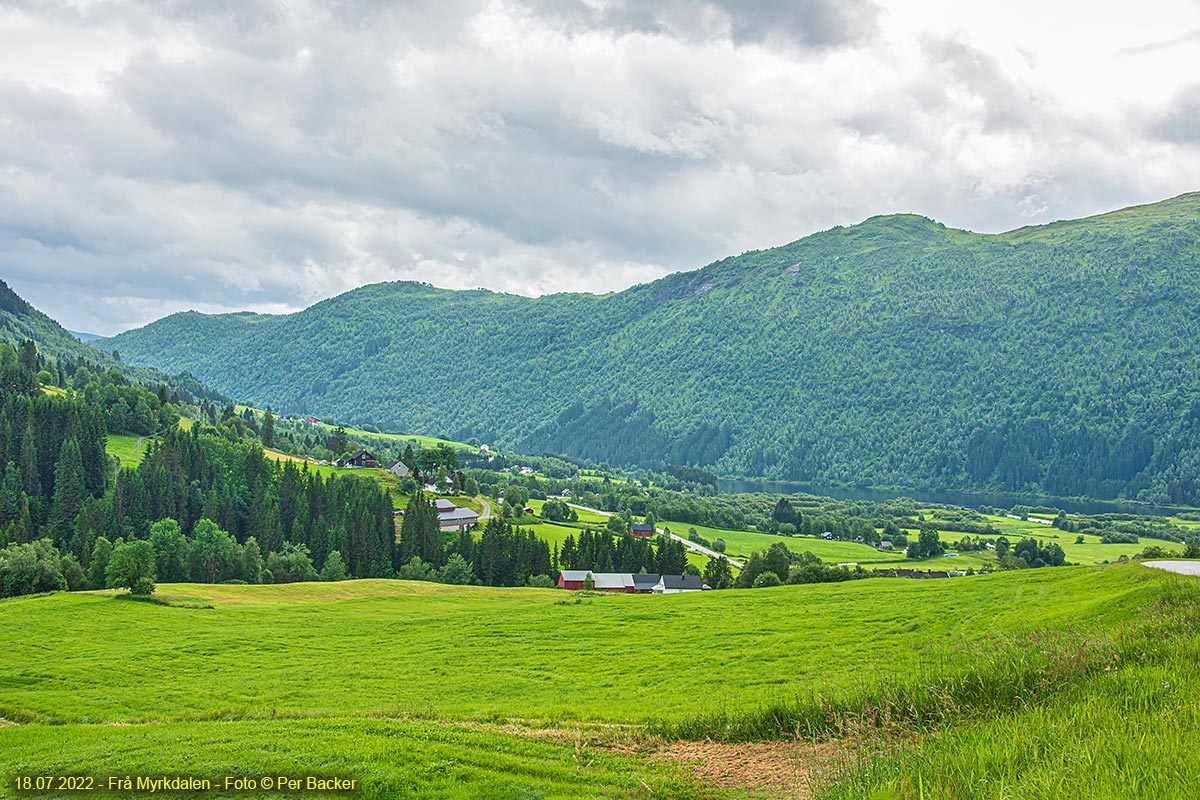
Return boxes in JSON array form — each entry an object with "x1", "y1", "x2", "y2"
[
  {"x1": 103, "y1": 193, "x2": 1200, "y2": 504},
  {"x1": 0, "y1": 279, "x2": 225, "y2": 403}
]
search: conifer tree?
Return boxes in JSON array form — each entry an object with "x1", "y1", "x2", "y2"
[
  {"x1": 19, "y1": 418, "x2": 38, "y2": 497},
  {"x1": 262, "y1": 406, "x2": 275, "y2": 448},
  {"x1": 51, "y1": 436, "x2": 86, "y2": 542}
]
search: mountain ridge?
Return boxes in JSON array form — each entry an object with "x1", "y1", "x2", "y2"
[
  {"x1": 0, "y1": 279, "x2": 228, "y2": 404},
  {"x1": 103, "y1": 192, "x2": 1200, "y2": 504}
]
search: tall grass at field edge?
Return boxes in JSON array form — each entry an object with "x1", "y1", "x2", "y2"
[{"x1": 655, "y1": 576, "x2": 1200, "y2": 744}]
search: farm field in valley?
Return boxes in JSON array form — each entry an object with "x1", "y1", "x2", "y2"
[
  {"x1": 3, "y1": 565, "x2": 1198, "y2": 798},
  {"x1": 661, "y1": 520, "x2": 906, "y2": 565}
]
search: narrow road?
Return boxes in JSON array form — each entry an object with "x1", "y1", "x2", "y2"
[
  {"x1": 478, "y1": 496, "x2": 493, "y2": 521},
  {"x1": 1143, "y1": 560, "x2": 1200, "y2": 576},
  {"x1": 566, "y1": 503, "x2": 744, "y2": 569}
]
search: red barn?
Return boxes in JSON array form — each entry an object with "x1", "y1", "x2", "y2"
[
  {"x1": 558, "y1": 570, "x2": 590, "y2": 590},
  {"x1": 631, "y1": 521, "x2": 655, "y2": 538}
]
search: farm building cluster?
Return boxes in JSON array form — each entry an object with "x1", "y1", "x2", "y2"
[
  {"x1": 434, "y1": 499, "x2": 479, "y2": 531},
  {"x1": 393, "y1": 498, "x2": 480, "y2": 531},
  {"x1": 557, "y1": 571, "x2": 709, "y2": 593}
]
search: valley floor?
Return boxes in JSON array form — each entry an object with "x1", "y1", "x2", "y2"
[{"x1": 2, "y1": 566, "x2": 1199, "y2": 798}]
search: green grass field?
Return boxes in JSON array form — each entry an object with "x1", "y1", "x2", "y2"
[
  {"x1": 105, "y1": 434, "x2": 148, "y2": 467},
  {"x1": 106, "y1": 419, "x2": 194, "y2": 468},
  {"x1": 528, "y1": 498, "x2": 610, "y2": 525},
  {"x1": 3, "y1": 566, "x2": 1197, "y2": 798},
  {"x1": 662, "y1": 520, "x2": 907, "y2": 566},
  {"x1": 962, "y1": 515, "x2": 1148, "y2": 564}
]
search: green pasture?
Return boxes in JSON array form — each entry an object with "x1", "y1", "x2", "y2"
[
  {"x1": 1, "y1": 565, "x2": 1195, "y2": 798},
  {"x1": 661, "y1": 520, "x2": 905, "y2": 565},
  {"x1": 0, "y1": 568, "x2": 1162, "y2": 728},
  {"x1": 105, "y1": 434, "x2": 147, "y2": 467},
  {"x1": 106, "y1": 419, "x2": 196, "y2": 468},
  {"x1": 816, "y1": 572, "x2": 1200, "y2": 800},
  {"x1": 528, "y1": 494, "x2": 609, "y2": 525},
  {"x1": 968, "y1": 517, "x2": 1149, "y2": 563},
  {"x1": 1, "y1": 718, "x2": 712, "y2": 800}
]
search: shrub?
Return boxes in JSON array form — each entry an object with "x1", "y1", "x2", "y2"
[
  {"x1": 106, "y1": 540, "x2": 156, "y2": 595},
  {"x1": 0, "y1": 540, "x2": 67, "y2": 597}
]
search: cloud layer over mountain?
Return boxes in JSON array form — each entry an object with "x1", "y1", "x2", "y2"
[{"x1": 1, "y1": 0, "x2": 1198, "y2": 333}]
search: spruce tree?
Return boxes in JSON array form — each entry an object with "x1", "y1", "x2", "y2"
[
  {"x1": 262, "y1": 406, "x2": 276, "y2": 448},
  {"x1": 51, "y1": 436, "x2": 86, "y2": 542},
  {"x1": 19, "y1": 418, "x2": 38, "y2": 497}
]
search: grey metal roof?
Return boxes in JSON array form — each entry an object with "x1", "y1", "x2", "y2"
[
  {"x1": 659, "y1": 575, "x2": 704, "y2": 590},
  {"x1": 591, "y1": 573, "x2": 630, "y2": 590},
  {"x1": 559, "y1": 570, "x2": 590, "y2": 582}
]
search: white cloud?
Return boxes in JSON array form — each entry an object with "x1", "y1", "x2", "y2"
[{"x1": 0, "y1": 0, "x2": 1198, "y2": 334}]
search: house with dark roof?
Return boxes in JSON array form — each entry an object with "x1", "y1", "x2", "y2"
[
  {"x1": 652, "y1": 575, "x2": 706, "y2": 593},
  {"x1": 345, "y1": 449, "x2": 380, "y2": 468},
  {"x1": 631, "y1": 521, "x2": 655, "y2": 538},
  {"x1": 631, "y1": 573, "x2": 659, "y2": 593}
]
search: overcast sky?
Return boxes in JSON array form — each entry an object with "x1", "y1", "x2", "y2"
[{"x1": 2, "y1": 0, "x2": 1199, "y2": 335}]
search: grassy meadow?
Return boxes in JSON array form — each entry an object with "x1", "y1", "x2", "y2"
[
  {"x1": 662, "y1": 520, "x2": 907, "y2": 566},
  {"x1": 3, "y1": 565, "x2": 1199, "y2": 798},
  {"x1": 105, "y1": 433, "x2": 147, "y2": 467}
]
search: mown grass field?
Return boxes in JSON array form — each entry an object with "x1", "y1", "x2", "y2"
[
  {"x1": 528, "y1": 498, "x2": 610, "y2": 525},
  {"x1": 2, "y1": 566, "x2": 1197, "y2": 798}
]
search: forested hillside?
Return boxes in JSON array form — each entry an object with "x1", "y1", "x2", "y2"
[
  {"x1": 0, "y1": 337, "x2": 399, "y2": 597},
  {"x1": 103, "y1": 193, "x2": 1200, "y2": 504},
  {"x1": 0, "y1": 279, "x2": 224, "y2": 405}
]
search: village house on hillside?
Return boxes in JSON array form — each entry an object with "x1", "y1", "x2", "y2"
[
  {"x1": 653, "y1": 575, "x2": 706, "y2": 593},
  {"x1": 386, "y1": 460, "x2": 411, "y2": 477},
  {"x1": 630, "y1": 521, "x2": 654, "y2": 538},
  {"x1": 345, "y1": 449, "x2": 380, "y2": 468}
]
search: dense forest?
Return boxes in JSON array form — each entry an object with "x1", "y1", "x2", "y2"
[
  {"x1": 0, "y1": 339, "x2": 400, "y2": 597},
  {"x1": 102, "y1": 193, "x2": 1200, "y2": 504}
]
